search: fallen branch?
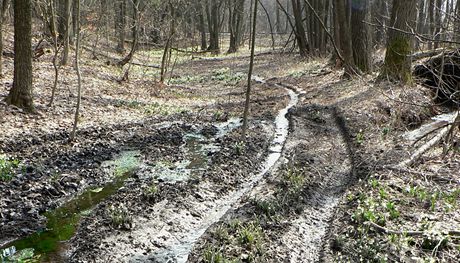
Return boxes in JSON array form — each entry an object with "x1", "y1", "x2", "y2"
[
  {"x1": 398, "y1": 111, "x2": 459, "y2": 167},
  {"x1": 411, "y1": 48, "x2": 449, "y2": 60},
  {"x1": 82, "y1": 46, "x2": 160, "y2": 69},
  {"x1": 366, "y1": 221, "x2": 460, "y2": 237}
]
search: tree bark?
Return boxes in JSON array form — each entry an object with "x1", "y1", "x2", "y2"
[
  {"x1": 115, "y1": 0, "x2": 126, "y2": 53},
  {"x1": 291, "y1": 0, "x2": 309, "y2": 57},
  {"x1": 381, "y1": 0, "x2": 418, "y2": 83},
  {"x1": 228, "y1": 0, "x2": 244, "y2": 53},
  {"x1": 335, "y1": 0, "x2": 355, "y2": 76},
  {"x1": 60, "y1": 0, "x2": 71, "y2": 65},
  {"x1": 6, "y1": 0, "x2": 33, "y2": 111},
  {"x1": 0, "y1": 0, "x2": 9, "y2": 77},
  {"x1": 351, "y1": 0, "x2": 372, "y2": 73}
]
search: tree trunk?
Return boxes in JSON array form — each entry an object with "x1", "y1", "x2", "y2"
[
  {"x1": 6, "y1": 0, "x2": 33, "y2": 111},
  {"x1": 428, "y1": 0, "x2": 435, "y2": 49},
  {"x1": 48, "y1": 0, "x2": 60, "y2": 107},
  {"x1": 198, "y1": 0, "x2": 207, "y2": 51},
  {"x1": 416, "y1": 0, "x2": 426, "y2": 49},
  {"x1": 115, "y1": 0, "x2": 126, "y2": 53},
  {"x1": 335, "y1": 0, "x2": 355, "y2": 76},
  {"x1": 228, "y1": 0, "x2": 244, "y2": 53},
  {"x1": 434, "y1": 0, "x2": 443, "y2": 48},
  {"x1": 0, "y1": 0, "x2": 9, "y2": 77},
  {"x1": 70, "y1": 0, "x2": 81, "y2": 141},
  {"x1": 61, "y1": 0, "x2": 71, "y2": 65},
  {"x1": 243, "y1": 0, "x2": 258, "y2": 137},
  {"x1": 381, "y1": 0, "x2": 418, "y2": 83},
  {"x1": 118, "y1": 0, "x2": 139, "y2": 67},
  {"x1": 351, "y1": 0, "x2": 372, "y2": 73},
  {"x1": 291, "y1": 0, "x2": 309, "y2": 57},
  {"x1": 207, "y1": 0, "x2": 220, "y2": 53}
]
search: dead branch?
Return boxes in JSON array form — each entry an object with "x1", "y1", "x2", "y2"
[{"x1": 411, "y1": 48, "x2": 449, "y2": 60}]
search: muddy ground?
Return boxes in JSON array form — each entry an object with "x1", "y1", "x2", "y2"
[{"x1": 1, "y1": 38, "x2": 460, "y2": 263}]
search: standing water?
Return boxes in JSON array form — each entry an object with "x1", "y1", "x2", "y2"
[
  {"x1": 153, "y1": 86, "x2": 300, "y2": 262},
  {"x1": 0, "y1": 151, "x2": 141, "y2": 262}
]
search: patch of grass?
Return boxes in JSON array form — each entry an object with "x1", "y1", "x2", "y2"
[
  {"x1": 237, "y1": 221, "x2": 263, "y2": 248},
  {"x1": 283, "y1": 166, "x2": 306, "y2": 195},
  {"x1": 0, "y1": 247, "x2": 40, "y2": 262},
  {"x1": 106, "y1": 204, "x2": 133, "y2": 230},
  {"x1": 212, "y1": 225, "x2": 230, "y2": 242},
  {"x1": 144, "y1": 102, "x2": 188, "y2": 116},
  {"x1": 0, "y1": 155, "x2": 20, "y2": 182},
  {"x1": 211, "y1": 68, "x2": 245, "y2": 85},
  {"x1": 168, "y1": 75, "x2": 205, "y2": 85},
  {"x1": 253, "y1": 198, "x2": 278, "y2": 218},
  {"x1": 203, "y1": 246, "x2": 235, "y2": 263}
]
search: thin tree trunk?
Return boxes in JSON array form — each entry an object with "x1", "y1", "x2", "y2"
[
  {"x1": 61, "y1": 0, "x2": 71, "y2": 65},
  {"x1": 118, "y1": 0, "x2": 139, "y2": 67},
  {"x1": 70, "y1": 0, "x2": 81, "y2": 141},
  {"x1": 242, "y1": 0, "x2": 258, "y2": 137},
  {"x1": 115, "y1": 0, "x2": 126, "y2": 53},
  {"x1": 0, "y1": 0, "x2": 9, "y2": 77},
  {"x1": 48, "y1": 0, "x2": 60, "y2": 107}
]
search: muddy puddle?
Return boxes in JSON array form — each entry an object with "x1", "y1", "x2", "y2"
[
  {"x1": 151, "y1": 86, "x2": 299, "y2": 263},
  {"x1": 0, "y1": 119, "x2": 244, "y2": 262},
  {"x1": 0, "y1": 151, "x2": 142, "y2": 262}
]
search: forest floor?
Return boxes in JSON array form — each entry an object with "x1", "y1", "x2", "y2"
[{"x1": 1, "y1": 34, "x2": 460, "y2": 263}]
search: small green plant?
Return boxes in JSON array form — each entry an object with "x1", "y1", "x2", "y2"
[
  {"x1": 203, "y1": 246, "x2": 225, "y2": 263},
  {"x1": 234, "y1": 141, "x2": 246, "y2": 156},
  {"x1": 212, "y1": 225, "x2": 230, "y2": 242},
  {"x1": 356, "y1": 129, "x2": 365, "y2": 145},
  {"x1": 283, "y1": 167, "x2": 305, "y2": 195},
  {"x1": 237, "y1": 221, "x2": 263, "y2": 248},
  {"x1": 254, "y1": 198, "x2": 278, "y2": 217},
  {"x1": 0, "y1": 155, "x2": 20, "y2": 182},
  {"x1": 168, "y1": 75, "x2": 205, "y2": 85},
  {"x1": 369, "y1": 178, "x2": 379, "y2": 189},
  {"x1": 143, "y1": 183, "x2": 159, "y2": 202},
  {"x1": 382, "y1": 127, "x2": 391, "y2": 137},
  {"x1": 106, "y1": 204, "x2": 133, "y2": 230},
  {"x1": 385, "y1": 201, "x2": 400, "y2": 220}
]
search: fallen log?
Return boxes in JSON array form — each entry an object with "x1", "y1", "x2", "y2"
[{"x1": 398, "y1": 111, "x2": 459, "y2": 167}]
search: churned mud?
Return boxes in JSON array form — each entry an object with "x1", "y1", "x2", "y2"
[{"x1": 2, "y1": 49, "x2": 459, "y2": 263}]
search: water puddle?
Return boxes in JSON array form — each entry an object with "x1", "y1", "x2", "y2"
[
  {"x1": 152, "y1": 85, "x2": 300, "y2": 262},
  {"x1": 152, "y1": 121, "x2": 240, "y2": 183},
  {"x1": 0, "y1": 151, "x2": 141, "y2": 262}
]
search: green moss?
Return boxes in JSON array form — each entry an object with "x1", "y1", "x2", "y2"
[{"x1": 381, "y1": 36, "x2": 413, "y2": 84}]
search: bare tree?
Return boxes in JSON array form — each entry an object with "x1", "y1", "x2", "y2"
[
  {"x1": 242, "y1": 0, "x2": 258, "y2": 137},
  {"x1": 70, "y1": 0, "x2": 82, "y2": 141}
]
